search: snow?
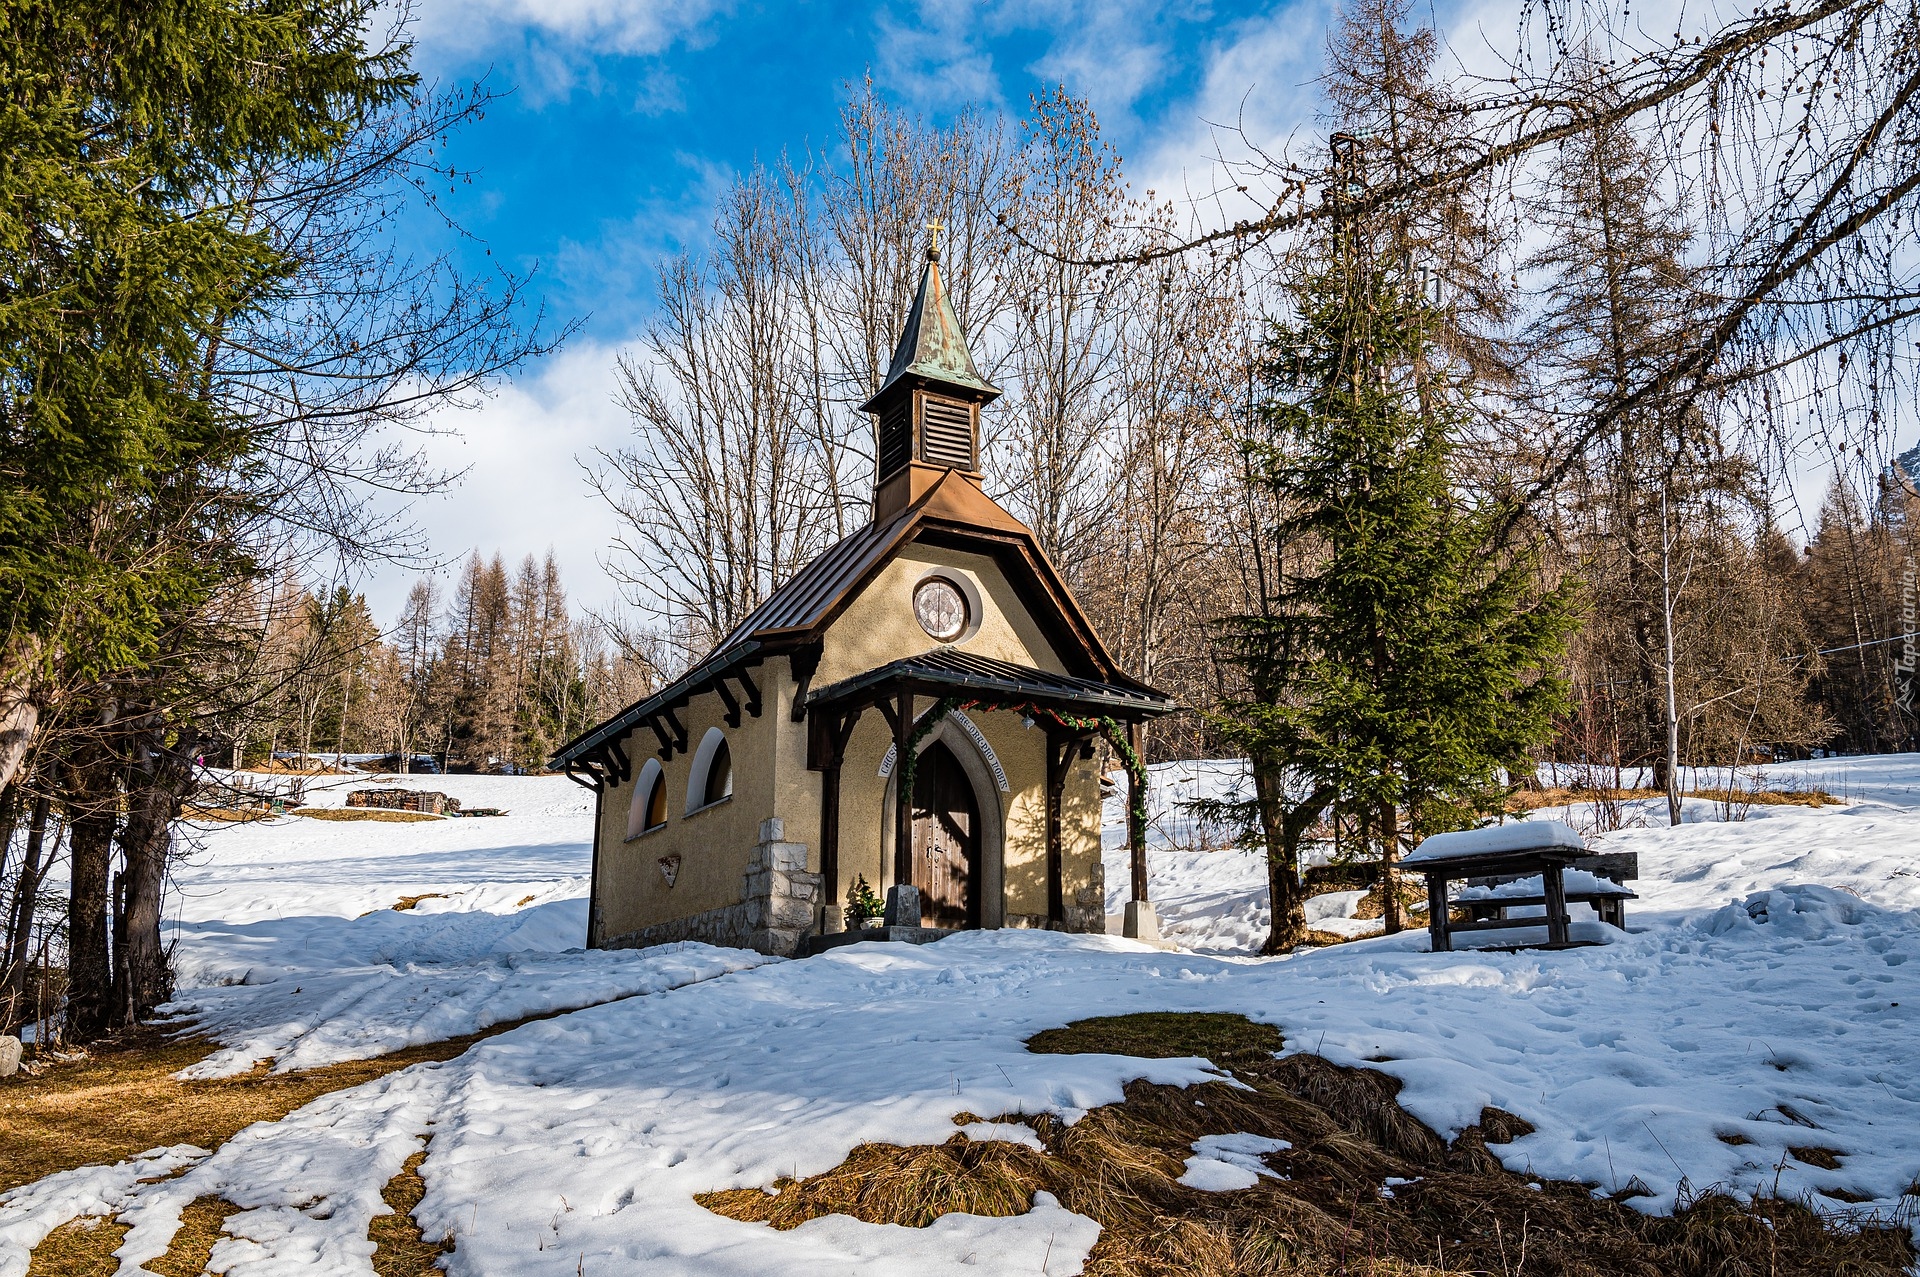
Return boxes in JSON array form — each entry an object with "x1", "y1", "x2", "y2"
[
  {"x1": 1178, "y1": 1133, "x2": 1291, "y2": 1191},
  {"x1": 171, "y1": 941, "x2": 772, "y2": 1079},
  {"x1": 1100, "y1": 759, "x2": 1272, "y2": 953},
  {"x1": 162, "y1": 772, "x2": 771, "y2": 1077},
  {"x1": 1454, "y1": 870, "x2": 1633, "y2": 900},
  {"x1": 0, "y1": 756, "x2": 1916, "y2": 1271},
  {"x1": 1403, "y1": 819, "x2": 1587, "y2": 864},
  {"x1": 0, "y1": 1146, "x2": 207, "y2": 1277},
  {"x1": 51, "y1": 892, "x2": 1914, "y2": 1272}
]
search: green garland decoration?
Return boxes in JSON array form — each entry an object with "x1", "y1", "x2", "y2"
[
  {"x1": 896, "y1": 696, "x2": 959, "y2": 809},
  {"x1": 895, "y1": 695, "x2": 1148, "y2": 860},
  {"x1": 946, "y1": 698, "x2": 1148, "y2": 839}
]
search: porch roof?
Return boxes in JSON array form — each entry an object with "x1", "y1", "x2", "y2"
[{"x1": 806, "y1": 648, "x2": 1175, "y2": 721}]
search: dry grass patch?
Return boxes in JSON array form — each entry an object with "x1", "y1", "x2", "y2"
[
  {"x1": 1790, "y1": 1145, "x2": 1846, "y2": 1170},
  {"x1": 25, "y1": 1215, "x2": 128, "y2": 1276},
  {"x1": 23, "y1": 1197, "x2": 240, "y2": 1277},
  {"x1": 145, "y1": 1196, "x2": 245, "y2": 1276},
  {"x1": 371, "y1": 1148, "x2": 453, "y2": 1275},
  {"x1": 1690, "y1": 786, "x2": 1844, "y2": 808},
  {"x1": 701, "y1": 1138, "x2": 1040, "y2": 1231},
  {"x1": 1512, "y1": 785, "x2": 1841, "y2": 811},
  {"x1": 0, "y1": 1021, "x2": 517, "y2": 1196},
  {"x1": 179, "y1": 805, "x2": 274, "y2": 823},
  {"x1": 391, "y1": 893, "x2": 451, "y2": 911},
  {"x1": 247, "y1": 760, "x2": 351, "y2": 775},
  {"x1": 1351, "y1": 881, "x2": 1429, "y2": 922},
  {"x1": 1028, "y1": 1011, "x2": 1283, "y2": 1072},
  {"x1": 700, "y1": 1012, "x2": 1914, "y2": 1277},
  {"x1": 290, "y1": 806, "x2": 443, "y2": 823}
]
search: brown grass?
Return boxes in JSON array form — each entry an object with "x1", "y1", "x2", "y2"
[
  {"x1": 701, "y1": 1012, "x2": 1914, "y2": 1277},
  {"x1": 391, "y1": 893, "x2": 450, "y2": 911},
  {"x1": 371, "y1": 1148, "x2": 453, "y2": 1275},
  {"x1": 1512, "y1": 785, "x2": 1842, "y2": 811},
  {"x1": 1027, "y1": 1011, "x2": 1284, "y2": 1071},
  {"x1": 246, "y1": 760, "x2": 352, "y2": 775},
  {"x1": 289, "y1": 806, "x2": 443, "y2": 823},
  {"x1": 1790, "y1": 1146, "x2": 1846, "y2": 1170},
  {"x1": 0, "y1": 1019, "x2": 534, "y2": 1196},
  {"x1": 23, "y1": 1196, "x2": 242, "y2": 1277},
  {"x1": 1351, "y1": 881, "x2": 1430, "y2": 922},
  {"x1": 25, "y1": 1215, "x2": 128, "y2": 1276},
  {"x1": 146, "y1": 1196, "x2": 244, "y2": 1276},
  {"x1": 179, "y1": 805, "x2": 274, "y2": 823},
  {"x1": 1690, "y1": 786, "x2": 1844, "y2": 808}
]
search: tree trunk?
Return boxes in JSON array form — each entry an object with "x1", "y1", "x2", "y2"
[
  {"x1": 113, "y1": 728, "x2": 188, "y2": 1023},
  {"x1": 1660, "y1": 494, "x2": 1684, "y2": 827},
  {"x1": 0, "y1": 666, "x2": 40, "y2": 797},
  {"x1": 2, "y1": 791, "x2": 52, "y2": 1030},
  {"x1": 1253, "y1": 759, "x2": 1317, "y2": 953},
  {"x1": 1380, "y1": 801, "x2": 1404, "y2": 935},
  {"x1": 65, "y1": 738, "x2": 120, "y2": 1042}
]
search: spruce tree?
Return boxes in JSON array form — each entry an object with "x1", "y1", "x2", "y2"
[
  {"x1": 0, "y1": 0, "x2": 411, "y2": 796},
  {"x1": 1217, "y1": 178, "x2": 1575, "y2": 952}
]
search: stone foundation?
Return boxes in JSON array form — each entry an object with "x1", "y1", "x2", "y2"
[{"x1": 600, "y1": 819, "x2": 823, "y2": 957}]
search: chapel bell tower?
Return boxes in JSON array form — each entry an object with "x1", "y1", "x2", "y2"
[{"x1": 860, "y1": 233, "x2": 1000, "y2": 522}]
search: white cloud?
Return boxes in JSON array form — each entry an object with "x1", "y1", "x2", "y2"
[
  {"x1": 1125, "y1": 2, "x2": 1332, "y2": 231},
  {"x1": 358, "y1": 340, "x2": 636, "y2": 626},
  {"x1": 873, "y1": 4, "x2": 1006, "y2": 112},
  {"x1": 412, "y1": 0, "x2": 730, "y2": 60}
]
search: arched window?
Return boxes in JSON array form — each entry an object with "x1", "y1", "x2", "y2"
[
  {"x1": 686, "y1": 727, "x2": 734, "y2": 814},
  {"x1": 626, "y1": 758, "x2": 667, "y2": 838},
  {"x1": 702, "y1": 739, "x2": 732, "y2": 807}
]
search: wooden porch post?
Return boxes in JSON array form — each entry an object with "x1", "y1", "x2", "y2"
[
  {"x1": 1126, "y1": 720, "x2": 1147, "y2": 905},
  {"x1": 814, "y1": 702, "x2": 867, "y2": 910},
  {"x1": 1045, "y1": 730, "x2": 1068, "y2": 927},
  {"x1": 819, "y1": 712, "x2": 845, "y2": 912},
  {"x1": 892, "y1": 690, "x2": 914, "y2": 890}
]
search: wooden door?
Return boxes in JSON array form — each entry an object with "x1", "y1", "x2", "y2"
[{"x1": 912, "y1": 741, "x2": 981, "y2": 928}]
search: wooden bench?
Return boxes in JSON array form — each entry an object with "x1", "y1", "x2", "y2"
[{"x1": 1408, "y1": 847, "x2": 1639, "y2": 952}]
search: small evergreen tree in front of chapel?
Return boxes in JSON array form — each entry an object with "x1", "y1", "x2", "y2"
[{"x1": 1216, "y1": 195, "x2": 1576, "y2": 954}]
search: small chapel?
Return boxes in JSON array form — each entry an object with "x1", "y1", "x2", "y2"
[{"x1": 551, "y1": 235, "x2": 1174, "y2": 956}]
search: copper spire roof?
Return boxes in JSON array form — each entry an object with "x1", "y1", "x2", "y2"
[{"x1": 859, "y1": 250, "x2": 999, "y2": 412}]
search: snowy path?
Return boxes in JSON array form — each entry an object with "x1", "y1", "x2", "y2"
[{"x1": 159, "y1": 773, "x2": 664, "y2": 1077}]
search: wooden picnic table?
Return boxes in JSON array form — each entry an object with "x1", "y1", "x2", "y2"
[{"x1": 1408, "y1": 847, "x2": 1638, "y2": 952}]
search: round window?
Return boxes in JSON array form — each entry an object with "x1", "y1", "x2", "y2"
[{"x1": 913, "y1": 576, "x2": 969, "y2": 642}]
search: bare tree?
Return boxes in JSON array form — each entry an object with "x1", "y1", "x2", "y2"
[{"x1": 987, "y1": 90, "x2": 1130, "y2": 580}]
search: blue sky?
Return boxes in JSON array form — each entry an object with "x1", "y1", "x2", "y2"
[{"x1": 364, "y1": 0, "x2": 1347, "y2": 623}]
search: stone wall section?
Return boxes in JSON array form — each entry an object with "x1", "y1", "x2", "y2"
[{"x1": 599, "y1": 819, "x2": 823, "y2": 957}]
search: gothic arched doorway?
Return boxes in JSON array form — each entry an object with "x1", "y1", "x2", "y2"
[{"x1": 912, "y1": 740, "x2": 982, "y2": 928}]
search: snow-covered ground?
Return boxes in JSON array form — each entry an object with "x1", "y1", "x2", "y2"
[
  {"x1": 1, "y1": 757, "x2": 1917, "y2": 1275},
  {"x1": 164, "y1": 772, "x2": 772, "y2": 1076}
]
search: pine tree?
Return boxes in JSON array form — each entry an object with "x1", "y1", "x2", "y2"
[
  {"x1": 1215, "y1": 177, "x2": 1575, "y2": 952},
  {"x1": 0, "y1": 0, "x2": 412, "y2": 796}
]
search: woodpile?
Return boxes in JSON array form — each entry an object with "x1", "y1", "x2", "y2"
[{"x1": 346, "y1": 789, "x2": 460, "y2": 816}]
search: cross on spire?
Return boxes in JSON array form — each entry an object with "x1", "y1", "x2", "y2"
[{"x1": 924, "y1": 219, "x2": 944, "y2": 257}]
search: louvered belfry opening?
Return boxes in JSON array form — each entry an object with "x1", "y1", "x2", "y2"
[
  {"x1": 877, "y1": 396, "x2": 914, "y2": 479},
  {"x1": 861, "y1": 244, "x2": 1000, "y2": 516},
  {"x1": 919, "y1": 396, "x2": 976, "y2": 470}
]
